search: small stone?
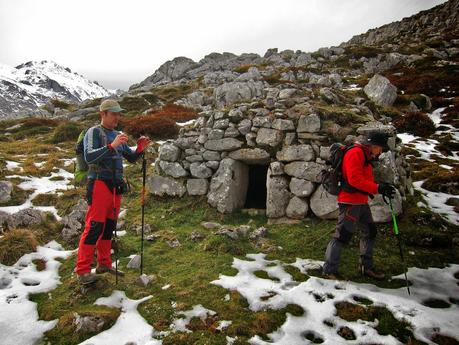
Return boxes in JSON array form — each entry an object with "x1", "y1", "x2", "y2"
[
  {"x1": 167, "y1": 239, "x2": 181, "y2": 248},
  {"x1": 201, "y1": 222, "x2": 222, "y2": 229},
  {"x1": 190, "y1": 231, "x2": 205, "y2": 241},
  {"x1": 146, "y1": 234, "x2": 160, "y2": 242},
  {"x1": 127, "y1": 255, "x2": 141, "y2": 269}
]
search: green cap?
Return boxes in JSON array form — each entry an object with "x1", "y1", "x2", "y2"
[{"x1": 100, "y1": 99, "x2": 125, "y2": 113}]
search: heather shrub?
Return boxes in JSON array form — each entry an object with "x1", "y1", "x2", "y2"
[
  {"x1": 393, "y1": 112, "x2": 436, "y2": 137},
  {"x1": 148, "y1": 103, "x2": 198, "y2": 123},
  {"x1": 50, "y1": 121, "x2": 84, "y2": 143},
  {"x1": 123, "y1": 116, "x2": 179, "y2": 139},
  {"x1": 0, "y1": 229, "x2": 39, "y2": 265}
]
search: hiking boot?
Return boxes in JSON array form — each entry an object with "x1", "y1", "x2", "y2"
[
  {"x1": 321, "y1": 271, "x2": 343, "y2": 280},
  {"x1": 95, "y1": 265, "x2": 125, "y2": 277},
  {"x1": 78, "y1": 273, "x2": 99, "y2": 285},
  {"x1": 360, "y1": 265, "x2": 385, "y2": 280}
]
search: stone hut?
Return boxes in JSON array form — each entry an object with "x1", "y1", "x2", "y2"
[{"x1": 148, "y1": 105, "x2": 410, "y2": 223}]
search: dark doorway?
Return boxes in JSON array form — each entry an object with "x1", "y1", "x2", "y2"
[{"x1": 244, "y1": 165, "x2": 268, "y2": 209}]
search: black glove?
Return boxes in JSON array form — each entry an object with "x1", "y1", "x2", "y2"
[{"x1": 378, "y1": 183, "x2": 396, "y2": 201}]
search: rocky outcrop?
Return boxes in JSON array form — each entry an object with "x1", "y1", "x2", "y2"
[
  {"x1": 363, "y1": 74, "x2": 397, "y2": 107},
  {"x1": 0, "y1": 181, "x2": 13, "y2": 203}
]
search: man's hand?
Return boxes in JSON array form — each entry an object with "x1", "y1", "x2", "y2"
[
  {"x1": 136, "y1": 136, "x2": 152, "y2": 153},
  {"x1": 111, "y1": 132, "x2": 129, "y2": 148},
  {"x1": 378, "y1": 183, "x2": 396, "y2": 200}
]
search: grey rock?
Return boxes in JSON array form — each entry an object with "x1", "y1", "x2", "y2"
[
  {"x1": 256, "y1": 128, "x2": 283, "y2": 147},
  {"x1": 363, "y1": 74, "x2": 397, "y2": 107},
  {"x1": 238, "y1": 119, "x2": 252, "y2": 135},
  {"x1": 229, "y1": 148, "x2": 271, "y2": 164},
  {"x1": 284, "y1": 132, "x2": 296, "y2": 146},
  {"x1": 369, "y1": 192, "x2": 402, "y2": 223},
  {"x1": 320, "y1": 88, "x2": 340, "y2": 104},
  {"x1": 236, "y1": 67, "x2": 263, "y2": 82},
  {"x1": 276, "y1": 144, "x2": 315, "y2": 162},
  {"x1": 249, "y1": 227, "x2": 268, "y2": 240},
  {"x1": 214, "y1": 119, "x2": 230, "y2": 129},
  {"x1": 203, "y1": 150, "x2": 221, "y2": 161},
  {"x1": 228, "y1": 108, "x2": 244, "y2": 122},
  {"x1": 190, "y1": 231, "x2": 205, "y2": 241},
  {"x1": 186, "y1": 179, "x2": 209, "y2": 196},
  {"x1": 224, "y1": 127, "x2": 240, "y2": 138},
  {"x1": 266, "y1": 173, "x2": 290, "y2": 218},
  {"x1": 0, "y1": 181, "x2": 13, "y2": 203},
  {"x1": 136, "y1": 274, "x2": 156, "y2": 287},
  {"x1": 127, "y1": 255, "x2": 141, "y2": 269},
  {"x1": 208, "y1": 129, "x2": 225, "y2": 140},
  {"x1": 208, "y1": 158, "x2": 248, "y2": 213},
  {"x1": 201, "y1": 222, "x2": 222, "y2": 229},
  {"x1": 147, "y1": 176, "x2": 186, "y2": 197},
  {"x1": 190, "y1": 162, "x2": 213, "y2": 179},
  {"x1": 135, "y1": 224, "x2": 152, "y2": 236},
  {"x1": 167, "y1": 239, "x2": 181, "y2": 248},
  {"x1": 252, "y1": 116, "x2": 272, "y2": 128},
  {"x1": 297, "y1": 114, "x2": 321, "y2": 133},
  {"x1": 216, "y1": 227, "x2": 239, "y2": 240},
  {"x1": 73, "y1": 313, "x2": 106, "y2": 334},
  {"x1": 0, "y1": 211, "x2": 13, "y2": 232},
  {"x1": 286, "y1": 196, "x2": 309, "y2": 219},
  {"x1": 289, "y1": 178, "x2": 315, "y2": 197},
  {"x1": 159, "y1": 161, "x2": 188, "y2": 178},
  {"x1": 206, "y1": 161, "x2": 220, "y2": 170},
  {"x1": 185, "y1": 155, "x2": 204, "y2": 163},
  {"x1": 204, "y1": 138, "x2": 243, "y2": 151},
  {"x1": 61, "y1": 199, "x2": 87, "y2": 244},
  {"x1": 284, "y1": 161, "x2": 325, "y2": 182},
  {"x1": 272, "y1": 119, "x2": 295, "y2": 131},
  {"x1": 270, "y1": 161, "x2": 284, "y2": 176},
  {"x1": 11, "y1": 208, "x2": 44, "y2": 227},
  {"x1": 214, "y1": 81, "x2": 265, "y2": 108},
  {"x1": 279, "y1": 88, "x2": 297, "y2": 99},
  {"x1": 310, "y1": 185, "x2": 339, "y2": 219}
]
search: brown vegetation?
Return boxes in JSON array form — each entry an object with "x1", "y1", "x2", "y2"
[
  {"x1": 393, "y1": 112, "x2": 436, "y2": 137},
  {"x1": 0, "y1": 229, "x2": 39, "y2": 265}
]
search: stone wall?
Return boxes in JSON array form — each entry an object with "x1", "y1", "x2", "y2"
[{"x1": 149, "y1": 100, "x2": 410, "y2": 223}]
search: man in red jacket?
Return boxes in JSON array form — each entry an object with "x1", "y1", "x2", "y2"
[{"x1": 322, "y1": 132, "x2": 396, "y2": 280}]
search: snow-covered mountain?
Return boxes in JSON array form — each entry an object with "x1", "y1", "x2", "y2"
[{"x1": 0, "y1": 60, "x2": 111, "y2": 119}]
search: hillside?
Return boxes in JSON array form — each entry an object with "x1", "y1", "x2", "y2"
[{"x1": 0, "y1": 1, "x2": 459, "y2": 344}]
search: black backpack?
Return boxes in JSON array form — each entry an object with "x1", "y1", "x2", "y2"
[{"x1": 319, "y1": 143, "x2": 364, "y2": 195}]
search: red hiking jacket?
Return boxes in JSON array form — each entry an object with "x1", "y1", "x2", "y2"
[{"x1": 338, "y1": 143, "x2": 379, "y2": 204}]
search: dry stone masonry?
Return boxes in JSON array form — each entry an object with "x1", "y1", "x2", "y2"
[{"x1": 149, "y1": 86, "x2": 411, "y2": 223}]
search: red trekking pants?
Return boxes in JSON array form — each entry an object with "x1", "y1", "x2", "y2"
[{"x1": 76, "y1": 180, "x2": 121, "y2": 275}]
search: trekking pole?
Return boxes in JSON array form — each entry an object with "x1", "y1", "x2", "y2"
[
  {"x1": 140, "y1": 152, "x2": 147, "y2": 276},
  {"x1": 112, "y1": 158, "x2": 119, "y2": 285},
  {"x1": 389, "y1": 199, "x2": 410, "y2": 295}
]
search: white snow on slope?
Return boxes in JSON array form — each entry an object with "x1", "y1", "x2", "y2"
[
  {"x1": 0, "y1": 241, "x2": 74, "y2": 345},
  {"x1": 0, "y1": 168, "x2": 73, "y2": 220},
  {"x1": 79, "y1": 290, "x2": 161, "y2": 345},
  {"x1": 397, "y1": 107, "x2": 459, "y2": 225},
  {"x1": 212, "y1": 253, "x2": 459, "y2": 345}
]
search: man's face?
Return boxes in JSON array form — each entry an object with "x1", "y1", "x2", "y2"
[
  {"x1": 369, "y1": 144, "x2": 383, "y2": 160},
  {"x1": 100, "y1": 111, "x2": 121, "y2": 129}
]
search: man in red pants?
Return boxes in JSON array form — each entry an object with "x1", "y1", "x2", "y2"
[{"x1": 75, "y1": 99, "x2": 151, "y2": 285}]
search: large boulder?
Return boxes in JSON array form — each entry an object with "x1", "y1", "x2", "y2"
[
  {"x1": 204, "y1": 138, "x2": 243, "y2": 151},
  {"x1": 158, "y1": 161, "x2": 188, "y2": 178},
  {"x1": 297, "y1": 114, "x2": 321, "y2": 133},
  {"x1": 276, "y1": 145, "x2": 315, "y2": 162},
  {"x1": 310, "y1": 185, "x2": 339, "y2": 219},
  {"x1": 61, "y1": 199, "x2": 87, "y2": 244},
  {"x1": 11, "y1": 208, "x2": 44, "y2": 228},
  {"x1": 190, "y1": 162, "x2": 213, "y2": 179},
  {"x1": 0, "y1": 181, "x2": 13, "y2": 203},
  {"x1": 289, "y1": 178, "x2": 315, "y2": 197},
  {"x1": 284, "y1": 161, "x2": 325, "y2": 183},
  {"x1": 363, "y1": 74, "x2": 397, "y2": 107},
  {"x1": 369, "y1": 192, "x2": 403, "y2": 223},
  {"x1": 159, "y1": 143, "x2": 181, "y2": 162},
  {"x1": 256, "y1": 128, "x2": 283, "y2": 148},
  {"x1": 208, "y1": 158, "x2": 248, "y2": 213},
  {"x1": 186, "y1": 179, "x2": 209, "y2": 196},
  {"x1": 147, "y1": 176, "x2": 186, "y2": 197},
  {"x1": 214, "y1": 81, "x2": 265, "y2": 108},
  {"x1": 266, "y1": 172, "x2": 290, "y2": 218},
  {"x1": 286, "y1": 196, "x2": 309, "y2": 219}
]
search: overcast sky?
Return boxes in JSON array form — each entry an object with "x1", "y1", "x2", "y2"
[{"x1": 0, "y1": 0, "x2": 447, "y2": 90}]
